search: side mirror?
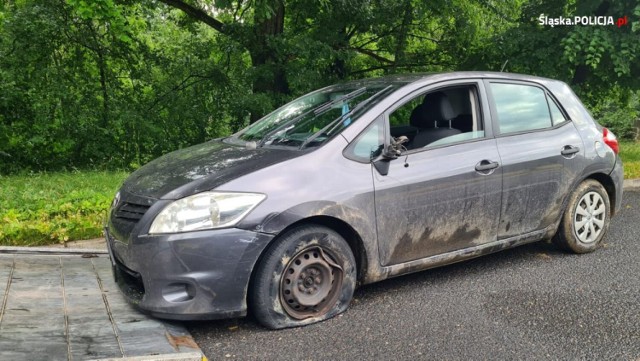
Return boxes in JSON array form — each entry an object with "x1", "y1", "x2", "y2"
[
  {"x1": 381, "y1": 136, "x2": 408, "y2": 160},
  {"x1": 373, "y1": 157, "x2": 391, "y2": 176},
  {"x1": 372, "y1": 136, "x2": 408, "y2": 176},
  {"x1": 373, "y1": 145, "x2": 399, "y2": 176}
]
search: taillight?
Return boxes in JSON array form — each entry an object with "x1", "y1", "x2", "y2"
[{"x1": 603, "y1": 128, "x2": 619, "y2": 154}]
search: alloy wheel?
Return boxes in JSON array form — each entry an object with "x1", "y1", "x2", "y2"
[{"x1": 573, "y1": 191, "x2": 606, "y2": 244}]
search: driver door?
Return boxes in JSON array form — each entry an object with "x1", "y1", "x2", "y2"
[{"x1": 372, "y1": 82, "x2": 503, "y2": 266}]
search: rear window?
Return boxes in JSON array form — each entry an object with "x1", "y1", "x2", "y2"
[{"x1": 490, "y1": 83, "x2": 552, "y2": 134}]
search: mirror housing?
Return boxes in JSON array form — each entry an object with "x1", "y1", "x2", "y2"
[
  {"x1": 372, "y1": 136, "x2": 407, "y2": 176},
  {"x1": 373, "y1": 157, "x2": 391, "y2": 176},
  {"x1": 372, "y1": 145, "x2": 400, "y2": 176}
]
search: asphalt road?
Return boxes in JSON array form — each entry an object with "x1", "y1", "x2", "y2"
[{"x1": 188, "y1": 191, "x2": 640, "y2": 360}]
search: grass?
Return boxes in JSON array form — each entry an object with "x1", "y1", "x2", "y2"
[
  {"x1": 0, "y1": 170, "x2": 128, "y2": 246},
  {"x1": 619, "y1": 141, "x2": 640, "y2": 179}
]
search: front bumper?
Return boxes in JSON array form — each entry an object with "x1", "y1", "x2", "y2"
[{"x1": 105, "y1": 226, "x2": 274, "y2": 320}]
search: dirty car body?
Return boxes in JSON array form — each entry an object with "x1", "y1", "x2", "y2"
[{"x1": 105, "y1": 72, "x2": 623, "y2": 329}]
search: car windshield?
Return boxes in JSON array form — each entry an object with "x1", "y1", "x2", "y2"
[{"x1": 229, "y1": 83, "x2": 397, "y2": 149}]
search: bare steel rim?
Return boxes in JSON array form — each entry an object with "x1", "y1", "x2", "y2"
[
  {"x1": 279, "y1": 246, "x2": 344, "y2": 320},
  {"x1": 573, "y1": 191, "x2": 606, "y2": 244}
]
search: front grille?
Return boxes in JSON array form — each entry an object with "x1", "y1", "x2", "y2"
[{"x1": 115, "y1": 201, "x2": 151, "y2": 221}]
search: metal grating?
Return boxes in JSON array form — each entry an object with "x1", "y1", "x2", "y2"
[{"x1": 114, "y1": 201, "x2": 150, "y2": 222}]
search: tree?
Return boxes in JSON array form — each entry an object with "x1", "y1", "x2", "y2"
[
  {"x1": 476, "y1": 0, "x2": 640, "y2": 138},
  {"x1": 154, "y1": 0, "x2": 520, "y2": 118},
  {"x1": 481, "y1": 0, "x2": 640, "y2": 97},
  {"x1": 3, "y1": 0, "x2": 635, "y2": 173}
]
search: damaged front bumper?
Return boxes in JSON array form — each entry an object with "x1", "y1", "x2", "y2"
[{"x1": 105, "y1": 226, "x2": 274, "y2": 320}]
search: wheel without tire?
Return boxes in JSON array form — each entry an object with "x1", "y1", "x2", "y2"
[
  {"x1": 249, "y1": 225, "x2": 356, "y2": 329},
  {"x1": 554, "y1": 179, "x2": 610, "y2": 253}
]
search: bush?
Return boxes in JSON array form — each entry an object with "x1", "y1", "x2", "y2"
[
  {"x1": 0, "y1": 171, "x2": 127, "y2": 246},
  {"x1": 590, "y1": 91, "x2": 639, "y2": 141}
]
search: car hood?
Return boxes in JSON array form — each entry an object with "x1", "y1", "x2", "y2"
[{"x1": 121, "y1": 140, "x2": 301, "y2": 199}]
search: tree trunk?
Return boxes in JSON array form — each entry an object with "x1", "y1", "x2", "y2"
[
  {"x1": 97, "y1": 51, "x2": 110, "y2": 129},
  {"x1": 393, "y1": 1, "x2": 414, "y2": 73},
  {"x1": 248, "y1": 0, "x2": 289, "y2": 122},
  {"x1": 156, "y1": 0, "x2": 290, "y2": 123}
]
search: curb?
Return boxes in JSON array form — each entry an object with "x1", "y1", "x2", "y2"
[
  {"x1": 623, "y1": 178, "x2": 640, "y2": 190},
  {"x1": 91, "y1": 351, "x2": 206, "y2": 361},
  {"x1": 0, "y1": 245, "x2": 107, "y2": 255}
]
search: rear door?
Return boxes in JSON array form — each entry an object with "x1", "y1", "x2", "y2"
[{"x1": 486, "y1": 80, "x2": 584, "y2": 239}]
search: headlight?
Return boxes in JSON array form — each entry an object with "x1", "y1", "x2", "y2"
[
  {"x1": 111, "y1": 191, "x2": 121, "y2": 210},
  {"x1": 149, "y1": 192, "x2": 266, "y2": 234}
]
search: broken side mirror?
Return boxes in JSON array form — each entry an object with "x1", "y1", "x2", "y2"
[
  {"x1": 381, "y1": 144, "x2": 400, "y2": 160},
  {"x1": 372, "y1": 136, "x2": 408, "y2": 176},
  {"x1": 373, "y1": 144, "x2": 401, "y2": 176},
  {"x1": 373, "y1": 158, "x2": 390, "y2": 175}
]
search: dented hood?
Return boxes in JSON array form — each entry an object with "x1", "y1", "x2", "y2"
[{"x1": 121, "y1": 139, "x2": 300, "y2": 200}]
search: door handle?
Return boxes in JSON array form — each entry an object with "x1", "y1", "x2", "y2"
[
  {"x1": 475, "y1": 160, "x2": 499, "y2": 172},
  {"x1": 561, "y1": 145, "x2": 580, "y2": 157}
]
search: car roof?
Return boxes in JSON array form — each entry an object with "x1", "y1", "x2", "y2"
[{"x1": 342, "y1": 71, "x2": 564, "y2": 88}]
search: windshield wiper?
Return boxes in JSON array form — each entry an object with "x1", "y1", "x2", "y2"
[
  {"x1": 312, "y1": 87, "x2": 367, "y2": 116},
  {"x1": 258, "y1": 87, "x2": 368, "y2": 148},
  {"x1": 256, "y1": 107, "x2": 319, "y2": 147},
  {"x1": 299, "y1": 85, "x2": 393, "y2": 149}
]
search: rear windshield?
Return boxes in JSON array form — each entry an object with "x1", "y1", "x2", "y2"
[{"x1": 229, "y1": 83, "x2": 397, "y2": 149}]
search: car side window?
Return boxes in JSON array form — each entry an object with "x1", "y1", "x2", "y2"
[
  {"x1": 548, "y1": 97, "x2": 567, "y2": 126},
  {"x1": 490, "y1": 83, "x2": 552, "y2": 134},
  {"x1": 388, "y1": 85, "x2": 484, "y2": 150},
  {"x1": 345, "y1": 118, "x2": 384, "y2": 162}
]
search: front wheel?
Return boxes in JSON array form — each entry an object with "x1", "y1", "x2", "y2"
[
  {"x1": 554, "y1": 179, "x2": 611, "y2": 253},
  {"x1": 249, "y1": 225, "x2": 356, "y2": 329}
]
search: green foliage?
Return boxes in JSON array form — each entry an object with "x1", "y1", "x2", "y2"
[
  {"x1": 0, "y1": 1, "x2": 243, "y2": 173},
  {"x1": 482, "y1": 1, "x2": 639, "y2": 100},
  {"x1": 591, "y1": 90, "x2": 639, "y2": 140},
  {"x1": 0, "y1": 0, "x2": 638, "y2": 176},
  {"x1": 0, "y1": 171, "x2": 127, "y2": 246},
  {"x1": 563, "y1": 2, "x2": 640, "y2": 85},
  {"x1": 619, "y1": 141, "x2": 640, "y2": 179}
]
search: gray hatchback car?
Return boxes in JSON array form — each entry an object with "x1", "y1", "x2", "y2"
[{"x1": 106, "y1": 72, "x2": 623, "y2": 329}]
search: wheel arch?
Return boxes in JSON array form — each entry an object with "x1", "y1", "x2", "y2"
[
  {"x1": 552, "y1": 172, "x2": 617, "y2": 241},
  {"x1": 585, "y1": 173, "x2": 617, "y2": 216},
  {"x1": 249, "y1": 215, "x2": 369, "y2": 292}
]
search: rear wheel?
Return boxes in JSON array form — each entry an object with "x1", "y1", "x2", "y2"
[
  {"x1": 554, "y1": 179, "x2": 610, "y2": 253},
  {"x1": 249, "y1": 225, "x2": 356, "y2": 329}
]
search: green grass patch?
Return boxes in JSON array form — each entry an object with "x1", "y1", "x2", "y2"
[
  {"x1": 620, "y1": 141, "x2": 640, "y2": 180},
  {"x1": 0, "y1": 171, "x2": 128, "y2": 246}
]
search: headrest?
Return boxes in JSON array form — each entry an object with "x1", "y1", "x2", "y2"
[{"x1": 409, "y1": 92, "x2": 458, "y2": 128}]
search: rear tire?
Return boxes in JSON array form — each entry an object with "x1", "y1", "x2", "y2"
[
  {"x1": 249, "y1": 225, "x2": 356, "y2": 329},
  {"x1": 554, "y1": 179, "x2": 610, "y2": 253}
]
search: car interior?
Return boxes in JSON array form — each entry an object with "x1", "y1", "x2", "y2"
[{"x1": 389, "y1": 85, "x2": 483, "y2": 150}]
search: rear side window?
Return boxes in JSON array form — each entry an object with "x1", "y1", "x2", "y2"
[
  {"x1": 490, "y1": 83, "x2": 552, "y2": 134},
  {"x1": 548, "y1": 98, "x2": 567, "y2": 126}
]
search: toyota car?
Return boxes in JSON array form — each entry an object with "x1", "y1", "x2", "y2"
[{"x1": 105, "y1": 72, "x2": 623, "y2": 329}]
